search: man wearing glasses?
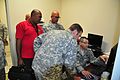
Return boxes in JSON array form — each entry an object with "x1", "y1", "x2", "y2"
[{"x1": 75, "y1": 37, "x2": 109, "y2": 80}]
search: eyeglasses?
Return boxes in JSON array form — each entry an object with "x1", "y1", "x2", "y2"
[
  {"x1": 81, "y1": 41, "x2": 89, "y2": 44},
  {"x1": 39, "y1": 16, "x2": 42, "y2": 18},
  {"x1": 52, "y1": 16, "x2": 60, "y2": 18},
  {"x1": 55, "y1": 16, "x2": 60, "y2": 18}
]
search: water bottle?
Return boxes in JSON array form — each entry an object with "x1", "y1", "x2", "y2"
[{"x1": 101, "y1": 71, "x2": 110, "y2": 80}]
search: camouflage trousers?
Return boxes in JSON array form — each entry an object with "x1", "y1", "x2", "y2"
[
  {"x1": 42, "y1": 65, "x2": 74, "y2": 80},
  {"x1": 0, "y1": 68, "x2": 6, "y2": 80},
  {"x1": 42, "y1": 65, "x2": 62, "y2": 80}
]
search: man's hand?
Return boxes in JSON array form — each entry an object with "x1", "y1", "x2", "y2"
[
  {"x1": 74, "y1": 76, "x2": 81, "y2": 80},
  {"x1": 99, "y1": 54, "x2": 109, "y2": 62},
  {"x1": 81, "y1": 70, "x2": 93, "y2": 79},
  {"x1": 18, "y1": 57, "x2": 24, "y2": 65}
]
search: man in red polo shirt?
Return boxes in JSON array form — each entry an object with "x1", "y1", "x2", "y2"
[{"x1": 16, "y1": 9, "x2": 44, "y2": 67}]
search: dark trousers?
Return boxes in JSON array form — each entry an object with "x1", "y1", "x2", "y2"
[
  {"x1": 22, "y1": 58, "x2": 36, "y2": 80},
  {"x1": 22, "y1": 58, "x2": 33, "y2": 67},
  {"x1": 0, "y1": 68, "x2": 6, "y2": 80}
]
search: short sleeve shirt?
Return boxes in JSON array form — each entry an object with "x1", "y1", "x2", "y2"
[{"x1": 16, "y1": 20, "x2": 44, "y2": 58}]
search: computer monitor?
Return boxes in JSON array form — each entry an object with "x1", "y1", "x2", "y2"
[{"x1": 88, "y1": 33, "x2": 103, "y2": 48}]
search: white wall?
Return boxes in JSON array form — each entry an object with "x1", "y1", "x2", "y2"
[
  {"x1": 5, "y1": 0, "x2": 61, "y2": 65},
  {"x1": 10, "y1": 0, "x2": 61, "y2": 30},
  {"x1": 0, "y1": 0, "x2": 7, "y2": 25},
  {"x1": 112, "y1": 5, "x2": 120, "y2": 45},
  {"x1": 61, "y1": 0, "x2": 120, "y2": 52}
]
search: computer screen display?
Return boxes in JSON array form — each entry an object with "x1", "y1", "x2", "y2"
[{"x1": 88, "y1": 33, "x2": 103, "y2": 48}]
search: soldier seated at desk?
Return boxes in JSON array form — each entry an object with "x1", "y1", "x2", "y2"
[{"x1": 75, "y1": 37, "x2": 109, "y2": 80}]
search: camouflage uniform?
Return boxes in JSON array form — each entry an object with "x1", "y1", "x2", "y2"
[
  {"x1": 43, "y1": 21, "x2": 64, "y2": 33},
  {"x1": 0, "y1": 40, "x2": 6, "y2": 80},
  {"x1": 0, "y1": 24, "x2": 7, "y2": 80},
  {"x1": 0, "y1": 24, "x2": 8, "y2": 42},
  {"x1": 32, "y1": 30, "x2": 77, "y2": 80},
  {"x1": 75, "y1": 46, "x2": 106, "y2": 77}
]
